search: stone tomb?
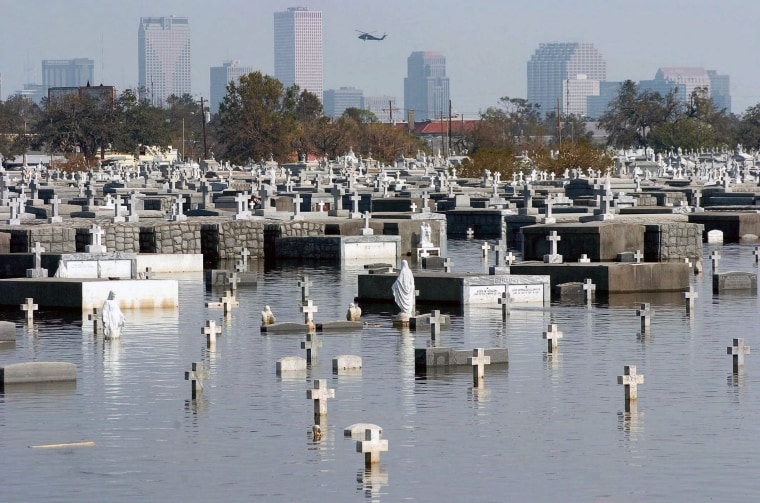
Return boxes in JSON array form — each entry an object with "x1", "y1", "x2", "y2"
[
  {"x1": 274, "y1": 235, "x2": 401, "y2": 262},
  {"x1": 414, "y1": 347, "x2": 508, "y2": 370},
  {"x1": 53, "y1": 252, "x2": 137, "y2": 279},
  {"x1": 521, "y1": 222, "x2": 645, "y2": 262},
  {"x1": 713, "y1": 271, "x2": 758, "y2": 294},
  {"x1": 357, "y1": 271, "x2": 550, "y2": 305}
]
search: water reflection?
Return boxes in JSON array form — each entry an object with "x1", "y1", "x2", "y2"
[{"x1": 357, "y1": 465, "x2": 388, "y2": 502}]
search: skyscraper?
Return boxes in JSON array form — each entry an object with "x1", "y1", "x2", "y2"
[
  {"x1": 138, "y1": 16, "x2": 191, "y2": 107},
  {"x1": 639, "y1": 67, "x2": 711, "y2": 106},
  {"x1": 527, "y1": 42, "x2": 606, "y2": 117},
  {"x1": 707, "y1": 70, "x2": 730, "y2": 114},
  {"x1": 210, "y1": 60, "x2": 254, "y2": 113},
  {"x1": 42, "y1": 58, "x2": 94, "y2": 95},
  {"x1": 323, "y1": 87, "x2": 363, "y2": 118},
  {"x1": 274, "y1": 7, "x2": 323, "y2": 100},
  {"x1": 404, "y1": 51, "x2": 449, "y2": 122}
]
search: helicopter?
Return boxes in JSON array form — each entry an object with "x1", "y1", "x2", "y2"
[{"x1": 356, "y1": 30, "x2": 386, "y2": 41}]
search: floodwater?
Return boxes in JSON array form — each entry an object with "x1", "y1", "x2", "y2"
[{"x1": 1, "y1": 240, "x2": 760, "y2": 502}]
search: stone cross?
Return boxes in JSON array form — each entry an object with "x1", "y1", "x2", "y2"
[
  {"x1": 185, "y1": 362, "x2": 209, "y2": 398},
  {"x1": 298, "y1": 275, "x2": 312, "y2": 305},
  {"x1": 633, "y1": 250, "x2": 644, "y2": 264},
  {"x1": 494, "y1": 238, "x2": 508, "y2": 267},
  {"x1": 466, "y1": 227, "x2": 474, "y2": 239},
  {"x1": 754, "y1": 246, "x2": 760, "y2": 263},
  {"x1": 618, "y1": 365, "x2": 644, "y2": 402},
  {"x1": 87, "y1": 224, "x2": 106, "y2": 253},
  {"x1": 443, "y1": 257, "x2": 453, "y2": 273},
  {"x1": 291, "y1": 193, "x2": 303, "y2": 220},
  {"x1": 227, "y1": 272, "x2": 239, "y2": 291},
  {"x1": 306, "y1": 379, "x2": 335, "y2": 416},
  {"x1": 498, "y1": 291, "x2": 510, "y2": 320},
  {"x1": 481, "y1": 242, "x2": 490, "y2": 258},
  {"x1": 409, "y1": 202, "x2": 418, "y2": 213},
  {"x1": 330, "y1": 185, "x2": 345, "y2": 211},
  {"x1": 542, "y1": 324, "x2": 563, "y2": 353},
  {"x1": 240, "y1": 247, "x2": 250, "y2": 266},
  {"x1": 710, "y1": 250, "x2": 721, "y2": 273},
  {"x1": 684, "y1": 286, "x2": 698, "y2": 314},
  {"x1": 301, "y1": 333, "x2": 322, "y2": 363},
  {"x1": 583, "y1": 278, "x2": 596, "y2": 303},
  {"x1": 316, "y1": 200, "x2": 326, "y2": 212},
  {"x1": 31, "y1": 241, "x2": 44, "y2": 270},
  {"x1": 49, "y1": 194, "x2": 62, "y2": 223},
  {"x1": 636, "y1": 303, "x2": 653, "y2": 332},
  {"x1": 357, "y1": 428, "x2": 388, "y2": 466},
  {"x1": 429, "y1": 310, "x2": 442, "y2": 339},
  {"x1": 504, "y1": 251, "x2": 516, "y2": 266},
  {"x1": 202, "y1": 319, "x2": 222, "y2": 347},
  {"x1": 234, "y1": 192, "x2": 251, "y2": 220},
  {"x1": 20, "y1": 297, "x2": 38, "y2": 322},
  {"x1": 302, "y1": 299, "x2": 318, "y2": 323},
  {"x1": 127, "y1": 192, "x2": 140, "y2": 222},
  {"x1": 218, "y1": 291, "x2": 239, "y2": 314},
  {"x1": 421, "y1": 192, "x2": 430, "y2": 212},
  {"x1": 727, "y1": 338, "x2": 751, "y2": 372},
  {"x1": 361, "y1": 211, "x2": 373, "y2": 235},
  {"x1": 467, "y1": 348, "x2": 491, "y2": 388},
  {"x1": 88, "y1": 307, "x2": 100, "y2": 333},
  {"x1": 579, "y1": 254, "x2": 591, "y2": 263},
  {"x1": 547, "y1": 230, "x2": 561, "y2": 256},
  {"x1": 349, "y1": 191, "x2": 362, "y2": 216}
]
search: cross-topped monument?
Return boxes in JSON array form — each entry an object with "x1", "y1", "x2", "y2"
[
  {"x1": 727, "y1": 338, "x2": 751, "y2": 372},
  {"x1": 544, "y1": 230, "x2": 563, "y2": 264},
  {"x1": 202, "y1": 319, "x2": 222, "y2": 347},
  {"x1": 306, "y1": 379, "x2": 335, "y2": 416},
  {"x1": 542, "y1": 324, "x2": 563, "y2": 353},
  {"x1": 468, "y1": 348, "x2": 491, "y2": 388},
  {"x1": 86, "y1": 224, "x2": 106, "y2": 254},
  {"x1": 617, "y1": 365, "x2": 644, "y2": 402}
]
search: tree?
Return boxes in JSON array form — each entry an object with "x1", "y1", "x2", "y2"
[
  {"x1": 599, "y1": 80, "x2": 681, "y2": 147},
  {"x1": 214, "y1": 71, "x2": 300, "y2": 164},
  {"x1": 292, "y1": 89, "x2": 324, "y2": 161},
  {"x1": 0, "y1": 95, "x2": 42, "y2": 162}
]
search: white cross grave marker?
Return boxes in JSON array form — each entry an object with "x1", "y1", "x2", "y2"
[{"x1": 306, "y1": 379, "x2": 335, "y2": 416}]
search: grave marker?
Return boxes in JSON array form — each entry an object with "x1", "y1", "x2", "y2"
[
  {"x1": 727, "y1": 338, "x2": 751, "y2": 372},
  {"x1": 301, "y1": 333, "x2": 322, "y2": 363},
  {"x1": 617, "y1": 365, "x2": 644, "y2": 402},
  {"x1": 636, "y1": 303, "x2": 652, "y2": 332},
  {"x1": 356, "y1": 428, "x2": 388, "y2": 466},
  {"x1": 467, "y1": 348, "x2": 491, "y2": 388},
  {"x1": 202, "y1": 319, "x2": 222, "y2": 347},
  {"x1": 710, "y1": 250, "x2": 721, "y2": 273},
  {"x1": 684, "y1": 286, "x2": 698, "y2": 314},
  {"x1": 583, "y1": 278, "x2": 596, "y2": 304},
  {"x1": 429, "y1": 310, "x2": 442, "y2": 339},
  {"x1": 542, "y1": 324, "x2": 563, "y2": 353},
  {"x1": 20, "y1": 297, "x2": 38, "y2": 322},
  {"x1": 88, "y1": 307, "x2": 100, "y2": 333},
  {"x1": 306, "y1": 379, "x2": 335, "y2": 416},
  {"x1": 633, "y1": 250, "x2": 644, "y2": 264},
  {"x1": 185, "y1": 362, "x2": 209, "y2": 398},
  {"x1": 498, "y1": 291, "x2": 511, "y2": 320}
]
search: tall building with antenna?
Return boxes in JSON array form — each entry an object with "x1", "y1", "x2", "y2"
[
  {"x1": 274, "y1": 7, "x2": 323, "y2": 101},
  {"x1": 42, "y1": 58, "x2": 94, "y2": 95},
  {"x1": 404, "y1": 51, "x2": 449, "y2": 122},
  {"x1": 138, "y1": 15, "x2": 191, "y2": 107}
]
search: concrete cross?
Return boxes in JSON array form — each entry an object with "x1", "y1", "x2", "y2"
[
  {"x1": 302, "y1": 299, "x2": 318, "y2": 323},
  {"x1": 357, "y1": 428, "x2": 388, "y2": 466},
  {"x1": 494, "y1": 238, "x2": 508, "y2": 267},
  {"x1": 498, "y1": 291, "x2": 511, "y2": 320},
  {"x1": 234, "y1": 192, "x2": 250, "y2": 218},
  {"x1": 31, "y1": 241, "x2": 44, "y2": 270},
  {"x1": 291, "y1": 193, "x2": 303, "y2": 217},
  {"x1": 754, "y1": 246, "x2": 760, "y2": 263},
  {"x1": 505, "y1": 251, "x2": 516, "y2": 266},
  {"x1": 710, "y1": 250, "x2": 721, "y2": 273},
  {"x1": 409, "y1": 202, "x2": 418, "y2": 213},
  {"x1": 727, "y1": 338, "x2": 751, "y2": 372},
  {"x1": 50, "y1": 194, "x2": 62, "y2": 217},
  {"x1": 330, "y1": 185, "x2": 345, "y2": 210},
  {"x1": 429, "y1": 310, "x2": 442, "y2": 339},
  {"x1": 467, "y1": 348, "x2": 491, "y2": 388},
  {"x1": 306, "y1": 379, "x2": 335, "y2": 416},
  {"x1": 481, "y1": 241, "x2": 490, "y2": 258},
  {"x1": 542, "y1": 324, "x2": 563, "y2": 353},
  {"x1": 443, "y1": 257, "x2": 453, "y2": 273},
  {"x1": 583, "y1": 278, "x2": 596, "y2": 303},
  {"x1": 240, "y1": 247, "x2": 250, "y2": 266},
  {"x1": 300, "y1": 333, "x2": 322, "y2": 363},
  {"x1": 579, "y1": 253, "x2": 591, "y2": 263},
  {"x1": 220, "y1": 290, "x2": 239, "y2": 314},
  {"x1": 617, "y1": 365, "x2": 644, "y2": 401},
  {"x1": 466, "y1": 227, "x2": 474, "y2": 239},
  {"x1": 684, "y1": 286, "x2": 698, "y2": 314},
  {"x1": 636, "y1": 303, "x2": 653, "y2": 332},
  {"x1": 362, "y1": 211, "x2": 372, "y2": 230},
  {"x1": 88, "y1": 307, "x2": 100, "y2": 333},
  {"x1": 316, "y1": 200, "x2": 326, "y2": 212},
  {"x1": 235, "y1": 260, "x2": 245, "y2": 273},
  {"x1": 20, "y1": 297, "x2": 38, "y2": 322},
  {"x1": 421, "y1": 192, "x2": 430, "y2": 212},
  {"x1": 89, "y1": 224, "x2": 105, "y2": 247},
  {"x1": 185, "y1": 362, "x2": 209, "y2": 398},
  {"x1": 227, "y1": 272, "x2": 239, "y2": 291},
  {"x1": 298, "y1": 275, "x2": 312, "y2": 304},
  {"x1": 547, "y1": 230, "x2": 561, "y2": 256},
  {"x1": 202, "y1": 319, "x2": 222, "y2": 347},
  {"x1": 633, "y1": 250, "x2": 644, "y2": 264},
  {"x1": 350, "y1": 191, "x2": 361, "y2": 214}
]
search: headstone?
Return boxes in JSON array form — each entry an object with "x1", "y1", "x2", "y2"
[
  {"x1": 356, "y1": 428, "x2": 388, "y2": 466},
  {"x1": 684, "y1": 286, "x2": 698, "y2": 314},
  {"x1": 710, "y1": 250, "x2": 721, "y2": 273},
  {"x1": 481, "y1": 242, "x2": 490, "y2": 258},
  {"x1": 707, "y1": 229, "x2": 724, "y2": 243},
  {"x1": 20, "y1": 297, "x2": 38, "y2": 322},
  {"x1": 202, "y1": 319, "x2": 221, "y2": 347},
  {"x1": 713, "y1": 271, "x2": 758, "y2": 293},
  {"x1": 306, "y1": 379, "x2": 335, "y2": 416},
  {"x1": 48, "y1": 194, "x2": 63, "y2": 223},
  {"x1": 633, "y1": 250, "x2": 644, "y2": 264},
  {"x1": 429, "y1": 310, "x2": 442, "y2": 340},
  {"x1": 466, "y1": 228, "x2": 474, "y2": 239},
  {"x1": 636, "y1": 303, "x2": 652, "y2": 332},
  {"x1": 583, "y1": 278, "x2": 596, "y2": 304},
  {"x1": 617, "y1": 365, "x2": 644, "y2": 402},
  {"x1": 544, "y1": 230, "x2": 563, "y2": 264},
  {"x1": 467, "y1": 348, "x2": 491, "y2": 388},
  {"x1": 26, "y1": 242, "x2": 48, "y2": 278},
  {"x1": 727, "y1": 338, "x2": 751, "y2": 372},
  {"x1": 276, "y1": 356, "x2": 307, "y2": 374},
  {"x1": 86, "y1": 224, "x2": 107, "y2": 254},
  {"x1": 359, "y1": 211, "x2": 374, "y2": 236},
  {"x1": 578, "y1": 254, "x2": 591, "y2": 264},
  {"x1": 185, "y1": 362, "x2": 209, "y2": 398},
  {"x1": 542, "y1": 324, "x2": 563, "y2": 353},
  {"x1": 332, "y1": 354, "x2": 362, "y2": 373}
]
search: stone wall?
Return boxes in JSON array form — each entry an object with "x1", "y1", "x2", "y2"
[
  {"x1": 644, "y1": 223, "x2": 703, "y2": 261},
  {"x1": 8, "y1": 226, "x2": 77, "y2": 253},
  {"x1": 275, "y1": 236, "x2": 342, "y2": 259}
]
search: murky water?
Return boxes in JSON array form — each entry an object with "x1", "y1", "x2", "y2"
[{"x1": 2, "y1": 240, "x2": 759, "y2": 502}]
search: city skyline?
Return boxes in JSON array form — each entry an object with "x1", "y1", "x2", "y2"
[
  {"x1": 1, "y1": 0, "x2": 758, "y2": 117},
  {"x1": 274, "y1": 6, "x2": 323, "y2": 101},
  {"x1": 138, "y1": 15, "x2": 191, "y2": 106}
]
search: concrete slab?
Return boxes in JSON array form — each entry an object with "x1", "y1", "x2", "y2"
[
  {"x1": 414, "y1": 347, "x2": 508, "y2": 370},
  {"x1": 0, "y1": 321, "x2": 15, "y2": 343},
  {"x1": 0, "y1": 278, "x2": 179, "y2": 310},
  {"x1": 0, "y1": 362, "x2": 77, "y2": 385}
]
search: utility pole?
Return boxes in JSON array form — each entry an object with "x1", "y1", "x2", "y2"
[
  {"x1": 448, "y1": 99, "x2": 452, "y2": 155},
  {"x1": 556, "y1": 99, "x2": 562, "y2": 150},
  {"x1": 200, "y1": 97, "x2": 208, "y2": 160}
]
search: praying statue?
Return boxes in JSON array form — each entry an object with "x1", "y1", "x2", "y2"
[
  {"x1": 261, "y1": 305, "x2": 276, "y2": 325},
  {"x1": 419, "y1": 222, "x2": 433, "y2": 248},
  {"x1": 391, "y1": 260, "x2": 415, "y2": 316},
  {"x1": 346, "y1": 302, "x2": 362, "y2": 322},
  {"x1": 102, "y1": 291, "x2": 126, "y2": 340}
]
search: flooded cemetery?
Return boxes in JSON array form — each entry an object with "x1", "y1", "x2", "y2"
[{"x1": 1, "y1": 150, "x2": 760, "y2": 501}]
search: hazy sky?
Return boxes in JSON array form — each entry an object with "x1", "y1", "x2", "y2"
[{"x1": 2, "y1": 0, "x2": 758, "y2": 116}]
